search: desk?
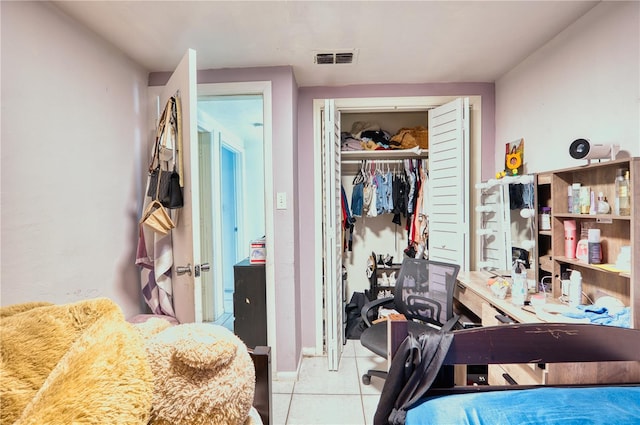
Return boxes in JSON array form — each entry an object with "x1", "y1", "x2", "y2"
[
  {"x1": 454, "y1": 270, "x2": 640, "y2": 385},
  {"x1": 455, "y1": 270, "x2": 552, "y2": 324}
]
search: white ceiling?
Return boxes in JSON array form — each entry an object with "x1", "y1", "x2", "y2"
[{"x1": 52, "y1": 0, "x2": 599, "y2": 87}]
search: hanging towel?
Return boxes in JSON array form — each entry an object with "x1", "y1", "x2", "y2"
[{"x1": 136, "y1": 223, "x2": 176, "y2": 317}]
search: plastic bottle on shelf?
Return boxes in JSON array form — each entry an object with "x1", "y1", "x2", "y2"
[
  {"x1": 597, "y1": 192, "x2": 610, "y2": 214},
  {"x1": 571, "y1": 183, "x2": 581, "y2": 214},
  {"x1": 540, "y1": 207, "x2": 551, "y2": 230},
  {"x1": 587, "y1": 228, "x2": 602, "y2": 264},
  {"x1": 511, "y1": 259, "x2": 527, "y2": 307},
  {"x1": 619, "y1": 170, "x2": 631, "y2": 216},
  {"x1": 579, "y1": 186, "x2": 591, "y2": 214},
  {"x1": 614, "y1": 168, "x2": 625, "y2": 215},
  {"x1": 564, "y1": 220, "x2": 577, "y2": 259},
  {"x1": 575, "y1": 222, "x2": 593, "y2": 263},
  {"x1": 568, "y1": 269, "x2": 582, "y2": 308}
]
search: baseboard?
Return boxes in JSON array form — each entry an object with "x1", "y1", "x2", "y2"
[
  {"x1": 301, "y1": 346, "x2": 318, "y2": 356},
  {"x1": 275, "y1": 370, "x2": 298, "y2": 381}
]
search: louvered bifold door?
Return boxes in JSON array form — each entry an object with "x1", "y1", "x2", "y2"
[
  {"x1": 323, "y1": 99, "x2": 343, "y2": 371},
  {"x1": 428, "y1": 98, "x2": 470, "y2": 270}
]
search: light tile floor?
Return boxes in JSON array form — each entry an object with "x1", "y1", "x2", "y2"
[{"x1": 271, "y1": 339, "x2": 387, "y2": 425}]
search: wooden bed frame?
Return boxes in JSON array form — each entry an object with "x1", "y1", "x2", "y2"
[
  {"x1": 249, "y1": 346, "x2": 272, "y2": 425},
  {"x1": 376, "y1": 321, "x2": 640, "y2": 425},
  {"x1": 388, "y1": 321, "x2": 640, "y2": 393},
  {"x1": 432, "y1": 322, "x2": 639, "y2": 393}
]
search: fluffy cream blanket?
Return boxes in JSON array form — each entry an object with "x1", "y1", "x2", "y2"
[{"x1": 0, "y1": 298, "x2": 152, "y2": 425}]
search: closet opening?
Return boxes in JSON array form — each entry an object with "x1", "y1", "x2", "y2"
[
  {"x1": 340, "y1": 110, "x2": 431, "y2": 306},
  {"x1": 314, "y1": 96, "x2": 482, "y2": 370}
]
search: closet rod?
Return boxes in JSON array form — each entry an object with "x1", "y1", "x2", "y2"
[{"x1": 341, "y1": 159, "x2": 421, "y2": 165}]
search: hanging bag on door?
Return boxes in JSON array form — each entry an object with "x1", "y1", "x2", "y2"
[
  {"x1": 141, "y1": 163, "x2": 175, "y2": 235},
  {"x1": 147, "y1": 97, "x2": 172, "y2": 200},
  {"x1": 141, "y1": 200, "x2": 175, "y2": 235},
  {"x1": 166, "y1": 165, "x2": 183, "y2": 208},
  {"x1": 147, "y1": 96, "x2": 183, "y2": 209}
]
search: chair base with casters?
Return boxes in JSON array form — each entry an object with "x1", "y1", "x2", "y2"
[
  {"x1": 360, "y1": 315, "x2": 459, "y2": 385},
  {"x1": 359, "y1": 258, "x2": 461, "y2": 386}
]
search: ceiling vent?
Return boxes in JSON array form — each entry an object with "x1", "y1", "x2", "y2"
[{"x1": 314, "y1": 50, "x2": 358, "y2": 65}]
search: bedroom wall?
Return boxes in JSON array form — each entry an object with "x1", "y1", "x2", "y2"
[
  {"x1": 495, "y1": 1, "x2": 640, "y2": 173},
  {"x1": 149, "y1": 66, "x2": 302, "y2": 374},
  {"x1": 0, "y1": 2, "x2": 149, "y2": 317}
]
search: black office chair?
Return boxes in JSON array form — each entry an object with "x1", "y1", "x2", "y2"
[{"x1": 360, "y1": 258, "x2": 460, "y2": 385}]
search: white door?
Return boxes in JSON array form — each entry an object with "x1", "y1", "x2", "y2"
[
  {"x1": 428, "y1": 97, "x2": 470, "y2": 270},
  {"x1": 156, "y1": 49, "x2": 204, "y2": 323},
  {"x1": 323, "y1": 99, "x2": 343, "y2": 370}
]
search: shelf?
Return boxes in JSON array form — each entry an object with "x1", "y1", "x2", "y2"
[
  {"x1": 553, "y1": 213, "x2": 631, "y2": 221},
  {"x1": 535, "y1": 157, "x2": 637, "y2": 331},
  {"x1": 539, "y1": 263, "x2": 554, "y2": 273},
  {"x1": 537, "y1": 174, "x2": 552, "y2": 185},
  {"x1": 341, "y1": 148, "x2": 427, "y2": 161},
  {"x1": 554, "y1": 256, "x2": 631, "y2": 277},
  {"x1": 374, "y1": 263, "x2": 402, "y2": 272}
]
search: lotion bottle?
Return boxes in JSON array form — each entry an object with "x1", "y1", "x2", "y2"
[
  {"x1": 569, "y1": 269, "x2": 582, "y2": 308},
  {"x1": 564, "y1": 220, "x2": 577, "y2": 259},
  {"x1": 588, "y1": 228, "x2": 602, "y2": 264}
]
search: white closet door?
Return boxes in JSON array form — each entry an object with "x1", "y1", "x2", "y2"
[
  {"x1": 428, "y1": 97, "x2": 470, "y2": 270},
  {"x1": 323, "y1": 99, "x2": 343, "y2": 371}
]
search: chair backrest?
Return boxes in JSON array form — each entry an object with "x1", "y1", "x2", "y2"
[{"x1": 393, "y1": 259, "x2": 460, "y2": 326}]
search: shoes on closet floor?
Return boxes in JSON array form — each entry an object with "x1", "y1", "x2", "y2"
[
  {"x1": 366, "y1": 255, "x2": 375, "y2": 278},
  {"x1": 378, "y1": 271, "x2": 397, "y2": 287},
  {"x1": 377, "y1": 254, "x2": 394, "y2": 268}
]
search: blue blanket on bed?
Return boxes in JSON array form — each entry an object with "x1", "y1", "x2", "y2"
[{"x1": 406, "y1": 386, "x2": 640, "y2": 425}]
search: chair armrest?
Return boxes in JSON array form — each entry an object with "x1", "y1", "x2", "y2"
[
  {"x1": 361, "y1": 297, "x2": 395, "y2": 327},
  {"x1": 441, "y1": 314, "x2": 461, "y2": 332}
]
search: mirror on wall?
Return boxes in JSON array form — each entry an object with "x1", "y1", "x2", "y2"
[{"x1": 476, "y1": 175, "x2": 536, "y2": 275}]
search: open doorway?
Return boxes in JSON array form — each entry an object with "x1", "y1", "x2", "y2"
[{"x1": 197, "y1": 94, "x2": 265, "y2": 330}]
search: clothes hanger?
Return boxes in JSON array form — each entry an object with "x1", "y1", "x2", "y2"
[{"x1": 353, "y1": 160, "x2": 366, "y2": 185}]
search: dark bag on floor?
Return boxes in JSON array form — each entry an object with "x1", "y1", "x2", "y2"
[{"x1": 346, "y1": 292, "x2": 368, "y2": 339}]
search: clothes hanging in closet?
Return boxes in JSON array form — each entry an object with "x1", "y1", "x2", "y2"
[
  {"x1": 341, "y1": 185, "x2": 355, "y2": 252},
  {"x1": 403, "y1": 159, "x2": 429, "y2": 259},
  {"x1": 344, "y1": 159, "x2": 428, "y2": 254}
]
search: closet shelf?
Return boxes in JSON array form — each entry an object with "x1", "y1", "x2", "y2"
[{"x1": 340, "y1": 148, "x2": 428, "y2": 161}]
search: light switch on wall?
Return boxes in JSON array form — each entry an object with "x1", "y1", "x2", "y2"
[{"x1": 276, "y1": 192, "x2": 287, "y2": 209}]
